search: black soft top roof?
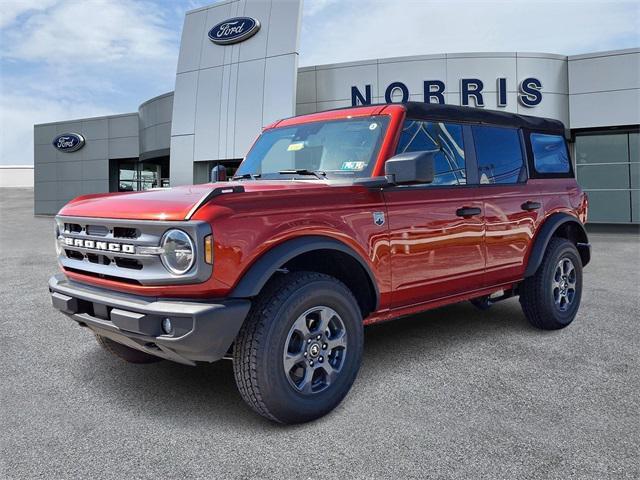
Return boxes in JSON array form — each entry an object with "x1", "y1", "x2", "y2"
[{"x1": 399, "y1": 102, "x2": 566, "y2": 134}]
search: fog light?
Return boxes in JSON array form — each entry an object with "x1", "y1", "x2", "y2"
[{"x1": 161, "y1": 318, "x2": 174, "y2": 335}]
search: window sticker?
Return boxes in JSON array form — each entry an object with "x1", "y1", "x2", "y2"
[
  {"x1": 341, "y1": 161, "x2": 366, "y2": 171},
  {"x1": 287, "y1": 142, "x2": 304, "y2": 151},
  {"x1": 369, "y1": 123, "x2": 378, "y2": 130}
]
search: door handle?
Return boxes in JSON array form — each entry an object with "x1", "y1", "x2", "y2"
[
  {"x1": 521, "y1": 201, "x2": 541, "y2": 211},
  {"x1": 456, "y1": 207, "x2": 482, "y2": 217}
]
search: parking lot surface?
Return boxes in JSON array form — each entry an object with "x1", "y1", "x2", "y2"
[{"x1": 1, "y1": 188, "x2": 638, "y2": 479}]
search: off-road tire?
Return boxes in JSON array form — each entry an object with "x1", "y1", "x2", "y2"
[
  {"x1": 520, "y1": 238, "x2": 583, "y2": 330},
  {"x1": 232, "y1": 271, "x2": 364, "y2": 424},
  {"x1": 95, "y1": 334, "x2": 162, "y2": 364}
]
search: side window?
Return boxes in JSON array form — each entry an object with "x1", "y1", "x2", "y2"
[
  {"x1": 472, "y1": 126, "x2": 525, "y2": 184},
  {"x1": 530, "y1": 133, "x2": 570, "y2": 174},
  {"x1": 396, "y1": 120, "x2": 466, "y2": 186}
]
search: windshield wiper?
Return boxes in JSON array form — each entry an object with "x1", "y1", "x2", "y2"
[
  {"x1": 277, "y1": 169, "x2": 326, "y2": 180},
  {"x1": 232, "y1": 173, "x2": 261, "y2": 181}
]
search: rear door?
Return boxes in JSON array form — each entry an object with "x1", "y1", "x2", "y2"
[
  {"x1": 383, "y1": 119, "x2": 485, "y2": 307},
  {"x1": 471, "y1": 125, "x2": 543, "y2": 286}
]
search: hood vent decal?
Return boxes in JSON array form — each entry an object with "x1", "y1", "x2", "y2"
[{"x1": 185, "y1": 185, "x2": 245, "y2": 220}]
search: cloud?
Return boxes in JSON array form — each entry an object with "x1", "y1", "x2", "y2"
[
  {"x1": 2, "y1": 0, "x2": 176, "y2": 64},
  {"x1": 304, "y1": 0, "x2": 341, "y2": 16},
  {"x1": 0, "y1": 0, "x2": 58, "y2": 29},
  {"x1": 0, "y1": 0, "x2": 187, "y2": 166},
  {"x1": 299, "y1": 0, "x2": 640, "y2": 66}
]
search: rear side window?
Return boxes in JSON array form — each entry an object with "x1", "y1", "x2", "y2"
[
  {"x1": 396, "y1": 120, "x2": 466, "y2": 186},
  {"x1": 530, "y1": 133, "x2": 570, "y2": 174},
  {"x1": 472, "y1": 126, "x2": 525, "y2": 184}
]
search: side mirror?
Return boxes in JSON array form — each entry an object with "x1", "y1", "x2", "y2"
[
  {"x1": 384, "y1": 151, "x2": 435, "y2": 185},
  {"x1": 210, "y1": 164, "x2": 227, "y2": 182}
]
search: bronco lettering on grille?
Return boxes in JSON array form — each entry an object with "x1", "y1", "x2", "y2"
[{"x1": 63, "y1": 237, "x2": 135, "y2": 254}]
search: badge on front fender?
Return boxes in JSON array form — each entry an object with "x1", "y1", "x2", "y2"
[{"x1": 373, "y1": 212, "x2": 385, "y2": 226}]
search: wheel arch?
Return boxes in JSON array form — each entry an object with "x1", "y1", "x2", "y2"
[
  {"x1": 229, "y1": 236, "x2": 380, "y2": 317},
  {"x1": 524, "y1": 212, "x2": 590, "y2": 277}
]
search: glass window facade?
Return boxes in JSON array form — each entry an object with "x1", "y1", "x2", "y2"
[
  {"x1": 472, "y1": 126, "x2": 524, "y2": 184},
  {"x1": 396, "y1": 120, "x2": 466, "y2": 186},
  {"x1": 193, "y1": 160, "x2": 241, "y2": 184},
  {"x1": 575, "y1": 132, "x2": 639, "y2": 223},
  {"x1": 108, "y1": 158, "x2": 170, "y2": 192}
]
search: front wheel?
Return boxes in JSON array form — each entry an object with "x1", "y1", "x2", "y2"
[
  {"x1": 233, "y1": 271, "x2": 364, "y2": 424},
  {"x1": 520, "y1": 238, "x2": 583, "y2": 330}
]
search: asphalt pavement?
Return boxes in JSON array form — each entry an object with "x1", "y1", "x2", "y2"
[{"x1": 1, "y1": 188, "x2": 638, "y2": 479}]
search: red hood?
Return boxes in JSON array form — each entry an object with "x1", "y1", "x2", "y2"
[{"x1": 57, "y1": 181, "x2": 329, "y2": 221}]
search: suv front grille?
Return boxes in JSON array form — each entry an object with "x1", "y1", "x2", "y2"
[
  {"x1": 64, "y1": 223, "x2": 82, "y2": 234},
  {"x1": 56, "y1": 216, "x2": 212, "y2": 286},
  {"x1": 86, "y1": 253, "x2": 112, "y2": 265},
  {"x1": 65, "y1": 249, "x2": 84, "y2": 261},
  {"x1": 86, "y1": 224, "x2": 109, "y2": 236},
  {"x1": 114, "y1": 257, "x2": 143, "y2": 270},
  {"x1": 113, "y1": 227, "x2": 139, "y2": 239}
]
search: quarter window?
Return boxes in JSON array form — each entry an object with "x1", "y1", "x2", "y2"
[
  {"x1": 396, "y1": 120, "x2": 466, "y2": 186},
  {"x1": 531, "y1": 133, "x2": 570, "y2": 174},
  {"x1": 472, "y1": 126, "x2": 525, "y2": 184}
]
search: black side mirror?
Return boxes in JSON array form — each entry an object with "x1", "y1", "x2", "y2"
[
  {"x1": 210, "y1": 164, "x2": 227, "y2": 182},
  {"x1": 384, "y1": 151, "x2": 435, "y2": 185}
]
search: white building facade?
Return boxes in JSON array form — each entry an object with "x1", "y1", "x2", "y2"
[{"x1": 34, "y1": 0, "x2": 639, "y2": 223}]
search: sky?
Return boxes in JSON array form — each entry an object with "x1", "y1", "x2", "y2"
[{"x1": 0, "y1": 0, "x2": 638, "y2": 166}]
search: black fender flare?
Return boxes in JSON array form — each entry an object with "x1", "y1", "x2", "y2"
[
  {"x1": 524, "y1": 213, "x2": 590, "y2": 277},
  {"x1": 229, "y1": 235, "x2": 380, "y2": 309}
]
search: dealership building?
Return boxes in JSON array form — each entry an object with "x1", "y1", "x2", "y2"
[{"x1": 33, "y1": 0, "x2": 639, "y2": 223}]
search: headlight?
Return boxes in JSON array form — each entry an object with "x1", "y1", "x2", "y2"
[{"x1": 160, "y1": 229, "x2": 195, "y2": 275}]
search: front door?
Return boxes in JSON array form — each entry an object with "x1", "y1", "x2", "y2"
[{"x1": 384, "y1": 119, "x2": 485, "y2": 307}]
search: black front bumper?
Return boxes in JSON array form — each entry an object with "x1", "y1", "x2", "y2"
[{"x1": 48, "y1": 274, "x2": 251, "y2": 365}]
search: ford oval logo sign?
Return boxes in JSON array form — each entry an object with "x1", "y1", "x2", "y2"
[
  {"x1": 52, "y1": 133, "x2": 85, "y2": 153},
  {"x1": 208, "y1": 17, "x2": 260, "y2": 45}
]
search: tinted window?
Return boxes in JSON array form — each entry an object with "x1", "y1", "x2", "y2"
[
  {"x1": 396, "y1": 120, "x2": 466, "y2": 186},
  {"x1": 531, "y1": 133, "x2": 570, "y2": 173},
  {"x1": 473, "y1": 126, "x2": 524, "y2": 184}
]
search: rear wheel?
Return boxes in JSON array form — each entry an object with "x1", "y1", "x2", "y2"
[
  {"x1": 233, "y1": 271, "x2": 363, "y2": 424},
  {"x1": 94, "y1": 334, "x2": 162, "y2": 364},
  {"x1": 520, "y1": 238, "x2": 583, "y2": 330}
]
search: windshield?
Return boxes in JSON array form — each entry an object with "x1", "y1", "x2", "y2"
[{"x1": 235, "y1": 116, "x2": 390, "y2": 180}]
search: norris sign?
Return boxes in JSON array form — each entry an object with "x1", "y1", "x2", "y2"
[{"x1": 351, "y1": 77, "x2": 543, "y2": 108}]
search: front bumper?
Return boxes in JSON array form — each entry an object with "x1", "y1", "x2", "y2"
[{"x1": 48, "y1": 274, "x2": 251, "y2": 365}]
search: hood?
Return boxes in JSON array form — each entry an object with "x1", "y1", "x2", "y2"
[{"x1": 57, "y1": 181, "x2": 330, "y2": 221}]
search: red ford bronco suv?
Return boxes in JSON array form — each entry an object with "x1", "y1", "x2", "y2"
[{"x1": 49, "y1": 103, "x2": 590, "y2": 423}]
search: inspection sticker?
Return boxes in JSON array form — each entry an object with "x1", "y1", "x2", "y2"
[{"x1": 341, "y1": 161, "x2": 366, "y2": 171}]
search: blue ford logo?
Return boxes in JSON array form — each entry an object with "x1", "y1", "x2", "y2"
[
  {"x1": 52, "y1": 133, "x2": 85, "y2": 152},
  {"x1": 208, "y1": 17, "x2": 260, "y2": 45}
]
